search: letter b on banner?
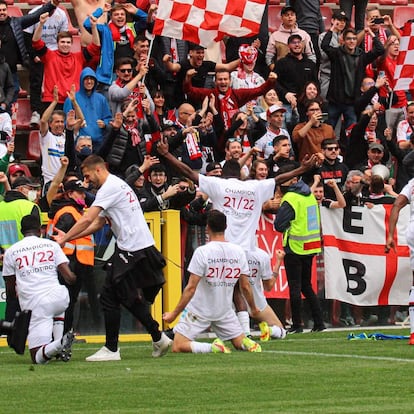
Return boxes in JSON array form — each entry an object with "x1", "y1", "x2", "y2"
[{"x1": 343, "y1": 258, "x2": 366, "y2": 295}]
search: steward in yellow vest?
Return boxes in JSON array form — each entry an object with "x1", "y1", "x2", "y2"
[{"x1": 274, "y1": 165, "x2": 325, "y2": 334}]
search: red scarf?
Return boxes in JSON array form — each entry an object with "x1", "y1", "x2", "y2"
[
  {"x1": 109, "y1": 22, "x2": 135, "y2": 49},
  {"x1": 218, "y1": 90, "x2": 237, "y2": 129},
  {"x1": 115, "y1": 78, "x2": 144, "y2": 119},
  {"x1": 124, "y1": 122, "x2": 141, "y2": 146}
]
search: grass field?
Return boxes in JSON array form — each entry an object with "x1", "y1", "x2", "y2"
[{"x1": 1, "y1": 328, "x2": 413, "y2": 414}]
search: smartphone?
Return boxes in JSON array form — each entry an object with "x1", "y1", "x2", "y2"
[
  {"x1": 378, "y1": 70, "x2": 385, "y2": 78},
  {"x1": 321, "y1": 113, "x2": 329, "y2": 123},
  {"x1": 373, "y1": 17, "x2": 384, "y2": 24}
]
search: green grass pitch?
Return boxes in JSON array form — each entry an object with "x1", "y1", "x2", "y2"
[{"x1": 1, "y1": 329, "x2": 413, "y2": 414}]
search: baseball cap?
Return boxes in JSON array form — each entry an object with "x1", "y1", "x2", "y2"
[
  {"x1": 206, "y1": 162, "x2": 222, "y2": 173},
  {"x1": 8, "y1": 164, "x2": 30, "y2": 177},
  {"x1": 281, "y1": 6, "x2": 295, "y2": 16},
  {"x1": 332, "y1": 10, "x2": 348, "y2": 21},
  {"x1": 161, "y1": 120, "x2": 179, "y2": 131},
  {"x1": 260, "y1": 104, "x2": 286, "y2": 121},
  {"x1": 64, "y1": 179, "x2": 86, "y2": 192},
  {"x1": 288, "y1": 34, "x2": 302, "y2": 44},
  {"x1": 11, "y1": 176, "x2": 41, "y2": 189},
  {"x1": 188, "y1": 42, "x2": 205, "y2": 51},
  {"x1": 369, "y1": 142, "x2": 384, "y2": 152}
]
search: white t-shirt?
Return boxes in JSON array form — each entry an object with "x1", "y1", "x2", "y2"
[
  {"x1": 255, "y1": 127, "x2": 290, "y2": 159},
  {"x1": 24, "y1": 6, "x2": 68, "y2": 50},
  {"x1": 198, "y1": 175, "x2": 275, "y2": 251},
  {"x1": 246, "y1": 247, "x2": 272, "y2": 311},
  {"x1": 2, "y1": 236, "x2": 68, "y2": 310},
  {"x1": 40, "y1": 130, "x2": 65, "y2": 183},
  {"x1": 93, "y1": 174, "x2": 154, "y2": 251},
  {"x1": 396, "y1": 120, "x2": 413, "y2": 144},
  {"x1": 187, "y1": 240, "x2": 249, "y2": 320}
]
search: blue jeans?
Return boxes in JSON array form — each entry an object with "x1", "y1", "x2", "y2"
[{"x1": 328, "y1": 102, "x2": 357, "y2": 130}]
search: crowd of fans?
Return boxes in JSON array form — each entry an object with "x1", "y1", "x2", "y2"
[{"x1": 1, "y1": 0, "x2": 413, "y2": 333}]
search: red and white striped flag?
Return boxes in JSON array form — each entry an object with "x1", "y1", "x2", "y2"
[
  {"x1": 394, "y1": 21, "x2": 414, "y2": 91},
  {"x1": 153, "y1": 0, "x2": 266, "y2": 48}
]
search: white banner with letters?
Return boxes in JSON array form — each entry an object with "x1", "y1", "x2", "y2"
[{"x1": 321, "y1": 205, "x2": 411, "y2": 306}]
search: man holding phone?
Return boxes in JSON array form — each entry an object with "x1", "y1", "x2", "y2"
[{"x1": 292, "y1": 100, "x2": 335, "y2": 161}]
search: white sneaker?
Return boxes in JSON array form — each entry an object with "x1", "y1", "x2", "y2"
[
  {"x1": 30, "y1": 111, "x2": 40, "y2": 128},
  {"x1": 85, "y1": 346, "x2": 121, "y2": 362},
  {"x1": 152, "y1": 332, "x2": 172, "y2": 357}
]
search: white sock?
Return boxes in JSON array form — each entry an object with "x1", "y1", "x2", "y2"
[
  {"x1": 52, "y1": 317, "x2": 64, "y2": 341},
  {"x1": 190, "y1": 341, "x2": 213, "y2": 353},
  {"x1": 270, "y1": 325, "x2": 286, "y2": 339},
  {"x1": 35, "y1": 338, "x2": 64, "y2": 364},
  {"x1": 409, "y1": 286, "x2": 414, "y2": 334},
  {"x1": 237, "y1": 311, "x2": 250, "y2": 336}
]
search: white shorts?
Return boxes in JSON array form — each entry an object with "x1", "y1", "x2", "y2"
[
  {"x1": 407, "y1": 227, "x2": 414, "y2": 270},
  {"x1": 173, "y1": 308, "x2": 243, "y2": 341},
  {"x1": 27, "y1": 285, "x2": 70, "y2": 349}
]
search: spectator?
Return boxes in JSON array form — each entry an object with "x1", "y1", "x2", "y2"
[
  {"x1": 0, "y1": 140, "x2": 13, "y2": 195},
  {"x1": 163, "y1": 42, "x2": 240, "y2": 107},
  {"x1": 32, "y1": 12, "x2": 101, "y2": 108},
  {"x1": 292, "y1": 99, "x2": 336, "y2": 161},
  {"x1": 136, "y1": 163, "x2": 195, "y2": 212},
  {"x1": 311, "y1": 176, "x2": 347, "y2": 209},
  {"x1": 24, "y1": 4, "x2": 68, "y2": 127},
  {"x1": 318, "y1": 10, "x2": 347, "y2": 100},
  {"x1": 265, "y1": 5, "x2": 316, "y2": 70},
  {"x1": 108, "y1": 57, "x2": 150, "y2": 116},
  {"x1": 396, "y1": 103, "x2": 414, "y2": 150},
  {"x1": 274, "y1": 34, "x2": 318, "y2": 132},
  {"x1": 255, "y1": 88, "x2": 283, "y2": 117},
  {"x1": 151, "y1": 89, "x2": 176, "y2": 130},
  {"x1": 0, "y1": 52, "x2": 14, "y2": 113},
  {"x1": 321, "y1": 27, "x2": 385, "y2": 129},
  {"x1": 0, "y1": 0, "x2": 59, "y2": 102},
  {"x1": 343, "y1": 169, "x2": 369, "y2": 206},
  {"x1": 266, "y1": 135, "x2": 293, "y2": 178},
  {"x1": 315, "y1": 138, "x2": 349, "y2": 200},
  {"x1": 357, "y1": 5, "x2": 400, "y2": 79},
  {"x1": 184, "y1": 68, "x2": 277, "y2": 132},
  {"x1": 109, "y1": 3, "x2": 148, "y2": 62},
  {"x1": 255, "y1": 105, "x2": 291, "y2": 159},
  {"x1": 230, "y1": 42, "x2": 265, "y2": 112},
  {"x1": 3, "y1": 215, "x2": 76, "y2": 364},
  {"x1": 274, "y1": 163, "x2": 326, "y2": 333},
  {"x1": 63, "y1": 68, "x2": 111, "y2": 151},
  {"x1": 290, "y1": 0, "x2": 324, "y2": 67},
  {"x1": 355, "y1": 142, "x2": 386, "y2": 173},
  {"x1": 39, "y1": 87, "x2": 66, "y2": 189},
  {"x1": 297, "y1": 81, "x2": 327, "y2": 123}
]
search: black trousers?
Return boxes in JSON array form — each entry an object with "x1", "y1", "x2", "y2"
[{"x1": 284, "y1": 253, "x2": 325, "y2": 329}]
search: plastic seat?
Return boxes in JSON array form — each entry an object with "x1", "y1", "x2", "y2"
[
  {"x1": 268, "y1": 0, "x2": 281, "y2": 4},
  {"x1": 27, "y1": 130, "x2": 41, "y2": 161},
  {"x1": 59, "y1": 5, "x2": 79, "y2": 36},
  {"x1": 379, "y1": 0, "x2": 408, "y2": 4},
  {"x1": 393, "y1": 6, "x2": 414, "y2": 28},
  {"x1": 6, "y1": 5, "x2": 23, "y2": 17},
  {"x1": 16, "y1": 98, "x2": 31, "y2": 131},
  {"x1": 27, "y1": 0, "x2": 43, "y2": 4},
  {"x1": 268, "y1": 5, "x2": 283, "y2": 33}
]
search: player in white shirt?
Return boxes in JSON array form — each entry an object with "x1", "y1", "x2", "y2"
[
  {"x1": 386, "y1": 178, "x2": 414, "y2": 345},
  {"x1": 2, "y1": 215, "x2": 76, "y2": 363},
  {"x1": 163, "y1": 210, "x2": 261, "y2": 353},
  {"x1": 244, "y1": 247, "x2": 286, "y2": 341},
  {"x1": 157, "y1": 136, "x2": 321, "y2": 334},
  {"x1": 54, "y1": 155, "x2": 172, "y2": 361}
]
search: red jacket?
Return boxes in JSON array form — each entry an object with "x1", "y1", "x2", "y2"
[{"x1": 33, "y1": 39, "x2": 101, "y2": 103}]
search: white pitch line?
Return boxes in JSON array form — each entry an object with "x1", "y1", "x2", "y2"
[{"x1": 264, "y1": 349, "x2": 414, "y2": 363}]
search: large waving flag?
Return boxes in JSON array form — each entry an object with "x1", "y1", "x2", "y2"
[
  {"x1": 394, "y1": 21, "x2": 414, "y2": 91},
  {"x1": 153, "y1": 0, "x2": 266, "y2": 48}
]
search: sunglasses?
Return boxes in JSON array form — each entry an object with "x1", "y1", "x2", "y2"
[
  {"x1": 228, "y1": 138, "x2": 242, "y2": 143},
  {"x1": 324, "y1": 146, "x2": 339, "y2": 151},
  {"x1": 119, "y1": 68, "x2": 133, "y2": 73}
]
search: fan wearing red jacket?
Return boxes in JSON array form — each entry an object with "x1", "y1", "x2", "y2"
[{"x1": 32, "y1": 12, "x2": 101, "y2": 107}]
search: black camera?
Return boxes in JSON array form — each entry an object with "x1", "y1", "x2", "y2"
[{"x1": 373, "y1": 17, "x2": 384, "y2": 24}]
